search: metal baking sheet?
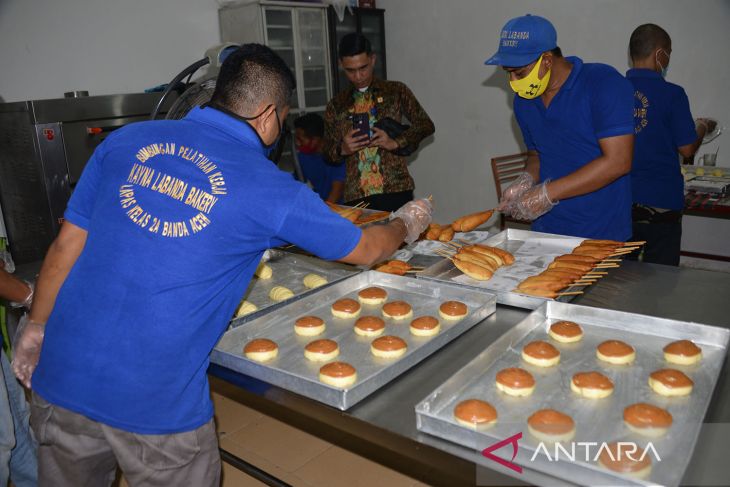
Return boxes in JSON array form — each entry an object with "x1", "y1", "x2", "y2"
[
  {"x1": 415, "y1": 301, "x2": 730, "y2": 487},
  {"x1": 213, "y1": 271, "x2": 497, "y2": 410},
  {"x1": 229, "y1": 250, "x2": 360, "y2": 327},
  {"x1": 418, "y1": 228, "x2": 589, "y2": 309}
]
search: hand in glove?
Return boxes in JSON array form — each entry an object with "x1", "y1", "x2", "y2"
[
  {"x1": 497, "y1": 172, "x2": 534, "y2": 213},
  {"x1": 390, "y1": 198, "x2": 433, "y2": 244},
  {"x1": 509, "y1": 181, "x2": 557, "y2": 221},
  {"x1": 11, "y1": 315, "x2": 45, "y2": 388}
]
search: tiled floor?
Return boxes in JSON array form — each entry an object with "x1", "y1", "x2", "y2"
[{"x1": 211, "y1": 381, "x2": 429, "y2": 487}]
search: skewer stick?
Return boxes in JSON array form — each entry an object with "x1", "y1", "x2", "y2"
[
  {"x1": 442, "y1": 241, "x2": 461, "y2": 249},
  {"x1": 585, "y1": 271, "x2": 608, "y2": 275},
  {"x1": 557, "y1": 291, "x2": 584, "y2": 296},
  {"x1": 572, "y1": 282, "x2": 593, "y2": 286},
  {"x1": 405, "y1": 269, "x2": 421, "y2": 274},
  {"x1": 601, "y1": 258, "x2": 622, "y2": 262},
  {"x1": 594, "y1": 264, "x2": 620, "y2": 268},
  {"x1": 623, "y1": 241, "x2": 646, "y2": 246}
]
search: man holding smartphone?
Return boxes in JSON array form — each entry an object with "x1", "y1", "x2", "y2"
[{"x1": 323, "y1": 33, "x2": 435, "y2": 211}]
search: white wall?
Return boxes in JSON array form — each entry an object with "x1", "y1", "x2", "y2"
[
  {"x1": 378, "y1": 0, "x2": 729, "y2": 223},
  {"x1": 2, "y1": 0, "x2": 728, "y2": 254},
  {"x1": 0, "y1": 0, "x2": 222, "y2": 101}
]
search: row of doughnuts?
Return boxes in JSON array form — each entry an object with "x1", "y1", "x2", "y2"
[
  {"x1": 452, "y1": 320, "x2": 703, "y2": 479},
  {"x1": 243, "y1": 287, "x2": 469, "y2": 389}
]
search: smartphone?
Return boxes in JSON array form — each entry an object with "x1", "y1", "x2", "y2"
[{"x1": 352, "y1": 113, "x2": 370, "y2": 139}]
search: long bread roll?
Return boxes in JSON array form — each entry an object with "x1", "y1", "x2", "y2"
[
  {"x1": 456, "y1": 249, "x2": 497, "y2": 272},
  {"x1": 438, "y1": 226, "x2": 455, "y2": 242},
  {"x1": 451, "y1": 210, "x2": 495, "y2": 232},
  {"x1": 453, "y1": 255, "x2": 493, "y2": 280}
]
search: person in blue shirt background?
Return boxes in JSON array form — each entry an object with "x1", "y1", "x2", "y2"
[
  {"x1": 626, "y1": 24, "x2": 716, "y2": 266},
  {"x1": 11, "y1": 44, "x2": 432, "y2": 487},
  {"x1": 486, "y1": 14, "x2": 635, "y2": 241},
  {"x1": 294, "y1": 113, "x2": 345, "y2": 203}
]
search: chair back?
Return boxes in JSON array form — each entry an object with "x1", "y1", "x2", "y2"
[{"x1": 491, "y1": 153, "x2": 528, "y2": 199}]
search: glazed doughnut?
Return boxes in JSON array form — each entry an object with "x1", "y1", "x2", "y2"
[
  {"x1": 269, "y1": 286, "x2": 294, "y2": 302},
  {"x1": 243, "y1": 338, "x2": 278, "y2": 362},
  {"x1": 663, "y1": 340, "x2": 702, "y2": 365},
  {"x1": 294, "y1": 316, "x2": 326, "y2": 336},
  {"x1": 522, "y1": 341, "x2": 560, "y2": 367},
  {"x1": 453, "y1": 399, "x2": 497, "y2": 430},
  {"x1": 451, "y1": 210, "x2": 494, "y2": 232},
  {"x1": 319, "y1": 361, "x2": 357, "y2": 388},
  {"x1": 410, "y1": 315, "x2": 441, "y2": 337},
  {"x1": 527, "y1": 409, "x2": 575, "y2": 442},
  {"x1": 353, "y1": 316, "x2": 386, "y2": 337},
  {"x1": 439, "y1": 301, "x2": 468, "y2": 321},
  {"x1": 548, "y1": 320, "x2": 584, "y2": 343},
  {"x1": 570, "y1": 371, "x2": 614, "y2": 399},
  {"x1": 495, "y1": 367, "x2": 535, "y2": 396},
  {"x1": 623, "y1": 403, "x2": 673, "y2": 437},
  {"x1": 596, "y1": 340, "x2": 636, "y2": 365},
  {"x1": 357, "y1": 286, "x2": 388, "y2": 305},
  {"x1": 331, "y1": 298, "x2": 361, "y2": 318},
  {"x1": 382, "y1": 300, "x2": 413, "y2": 320},
  {"x1": 304, "y1": 339, "x2": 339, "y2": 362},
  {"x1": 649, "y1": 368, "x2": 693, "y2": 396},
  {"x1": 370, "y1": 335, "x2": 408, "y2": 358}
]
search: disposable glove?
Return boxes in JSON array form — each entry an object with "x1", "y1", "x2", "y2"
[
  {"x1": 11, "y1": 315, "x2": 45, "y2": 388},
  {"x1": 497, "y1": 172, "x2": 535, "y2": 213},
  {"x1": 390, "y1": 198, "x2": 433, "y2": 244},
  {"x1": 510, "y1": 181, "x2": 557, "y2": 221}
]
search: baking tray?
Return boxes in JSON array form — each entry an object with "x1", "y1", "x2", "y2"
[
  {"x1": 415, "y1": 301, "x2": 730, "y2": 487},
  {"x1": 213, "y1": 271, "x2": 497, "y2": 410},
  {"x1": 229, "y1": 249, "x2": 360, "y2": 327},
  {"x1": 418, "y1": 228, "x2": 587, "y2": 309}
]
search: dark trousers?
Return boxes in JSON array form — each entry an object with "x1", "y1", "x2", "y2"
[
  {"x1": 629, "y1": 221, "x2": 682, "y2": 266},
  {"x1": 345, "y1": 190, "x2": 414, "y2": 212}
]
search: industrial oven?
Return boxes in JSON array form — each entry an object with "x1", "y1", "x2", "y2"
[{"x1": 0, "y1": 92, "x2": 175, "y2": 265}]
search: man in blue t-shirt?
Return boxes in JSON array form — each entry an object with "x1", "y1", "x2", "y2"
[
  {"x1": 626, "y1": 24, "x2": 715, "y2": 265},
  {"x1": 485, "y1": 15, "x2": 635, "y2": 241},
  {"x1": 294, "y1": 113, "x2": 345, "y2": 203},
  {"x1": 11, "y1": 45, "x2": 432, "y2": 487}
]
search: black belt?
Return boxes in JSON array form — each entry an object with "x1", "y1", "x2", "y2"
[{"x1": 632, "y1": 204, "x2": 682, "y2": 224}]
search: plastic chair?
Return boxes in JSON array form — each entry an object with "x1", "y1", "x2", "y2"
[{"x1": 491, "y1": 152, "x2": 529, "y2": 229}]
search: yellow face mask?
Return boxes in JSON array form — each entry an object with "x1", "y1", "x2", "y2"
[{"x1": 509, "y1": 54, "x2": 551, "y2": 99}]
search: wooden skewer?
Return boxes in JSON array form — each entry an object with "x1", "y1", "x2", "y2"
[
  {"x1": 585, "y1": 271, "x2": 608, "y2": 275},
  {"x1": 409, "y1": 266, "x2": 425, "y2": 270},
  {"x1": 594, "y1": 264, "x2": 620, "y2": 268},
  {"x1": 441, "y1": 241, "x2": 461, "y2": 249},
  {"x1": 601, "y1": 258, "x2": 622, "y2": 262},
  {"x1": 623, "y1": 241, "x2": 646, "y2": 246},
  {"x1": 405, "y1": 269, "x2": 421, "y2": 274},
  {"x1": 576, "y1": 278, "x2": 598, "y2": 282},
  {"x1": 572, "y1": 282, "x2": 593, "y2": 286},
  {"x1": 557, "y1": 291, "x2": 584, "y2": 296}
]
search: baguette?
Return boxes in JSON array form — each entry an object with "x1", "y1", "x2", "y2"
[{"x1": 451, "y1": 210, "x2": 495, "y2": 232}]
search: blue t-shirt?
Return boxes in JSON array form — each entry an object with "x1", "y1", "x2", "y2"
[
  {"x1": 297, "y1": 152, "x2": 345, "y2": 202},
  {"x1": 627, "y1": 69, "x2": 696, "y2": 210},
  {"x1": 514, "y1": 57, "x2": 635, "y2": 240},
  {"x1": 32, "y1": 106, "x2": 362, "y2": 434}
]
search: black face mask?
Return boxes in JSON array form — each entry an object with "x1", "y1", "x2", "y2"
[{"x1": 202, "y1": 102, "x2": 283, "y2": 154}]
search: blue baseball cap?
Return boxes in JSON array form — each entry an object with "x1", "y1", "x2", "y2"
[{"x1": 484, "y1": 14, "x2": 557, "y2": 67}]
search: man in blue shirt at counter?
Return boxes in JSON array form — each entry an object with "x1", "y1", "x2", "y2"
[
  {"x1": 486, "y1": 15, "x2": 635, "y2": 241},
  {"x1": 626, "y1": 24, "x2": 715, "y2": 265},
  {"x1": 11, "y1": 44, "x2": 432, "y2": 487},
  {"x1": 294, "y1": 113, "x2": 345, "y2": 203}
]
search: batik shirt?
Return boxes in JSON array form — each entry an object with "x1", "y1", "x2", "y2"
[{"x1": 323, "y1": 78, "x2": 435, "y2": 202}]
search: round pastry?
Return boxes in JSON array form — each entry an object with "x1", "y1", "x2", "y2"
[
  {"x1": 294, "y1": 316, "x2": 326, "y2": 337},
  {"x1": 623, "y1": 403, "x2": 673, "y2": 437},
  {"x1": 648, "y1": 368, "x2": 694, "y2": 396},
  {"x1": 409, "y1": 316, "x2": 441, "y2": 337},
  {"x1": 243, "y1": 338, "x2": 278, "y2": 362},
  {"x1": 303, "y1": 273, "x2": 328, "y2": 289},
  {"x1": 527, "y1": 409, "x2": 575, "y2": 442},
  {"x1": 357, "y1": 286, "x2": 389, "y2": 305},
  {"x1": 597, "y1": 441, "x2": 652, "y2": 479},
  {"x1": 304, "y1": 339, "x2": 339, "y2": 362},
  {"x1": 495, "y1": 367, "x2": 535, "y2": 397},
  {"x1": 570, "y1": 371, "x2": 614, "y2": 399},
  {"x1": 453, "y1": 399, "x2": 497, "y2": 430},
  {"x1": 331, "y1": 298, "x2": 361, "y2": 319},
  {"x1": 319, "y1": 361, "x2": 357, "y2": 388},
  {"x1": 234, "y1": 300, "x2": 258, "y2": 318},
  {"x1": 269, "y1": 285, "x2": 294, "y2": 302},
  {"x1": 354, "y1": 316, "x2": 386, "y2": 337},
  {"x1": 370, "y1": 335, "x2": 408, "y2": 359},
  {"x1": 255, "y1": 262, "x2": 272, "y2": 279},
  {"x1": 663, "y1": 339, "x2": 702, "y2": 365},
  {"x1": 596, "y1": 340, "x2": 636, "y2": 365},
  {"x1": 548, "y1": 321, "x2": 584, "y2": 343},
  {"x1": 382, "y1": 300, "x2": 413, "y2": 321},
  {"x1": 522, "y1": 341, "x2": 561, "y2": 367},
  {"x1": 438, "y1": 301, "x2": 468, "y2": 321}
]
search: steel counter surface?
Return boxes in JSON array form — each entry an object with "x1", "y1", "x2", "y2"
[{"x1": 210, "y1": 261, "x2": 730, "y2": 486}]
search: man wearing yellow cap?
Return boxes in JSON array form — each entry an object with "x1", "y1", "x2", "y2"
[{"x1": 487, "y1": 14, "x2": 635, "y2": 240}]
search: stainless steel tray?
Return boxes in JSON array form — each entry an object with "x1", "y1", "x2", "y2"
[
  {"x1": 213, "y1": 271, "x2": 497, "y2": 410},
  {"x1": 415, "y1": 301, "x2": 730, "y2": 487},
  {"x1": 229, "y1": 250, "x2": 360, "y2": 327},
  {"x1": 418, "y1": 228, "x2": 587, "y2": 309}
]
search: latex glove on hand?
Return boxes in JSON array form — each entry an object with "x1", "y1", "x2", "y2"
[
  {"x1": 509, "y1": 181, "x2": 557, "y2": 221},
  {"x1": 11, "y1": 315, "x2": 45, "y2": 388},
  {"x1": 390, "y1": 198, "x2": 433, "y2": 244},
  {"x1": 496, "y1": 172, "x2": 535, "y2": 214}
]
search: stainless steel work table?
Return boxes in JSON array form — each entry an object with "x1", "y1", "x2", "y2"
[{"x1": 210, "y1": 260, "x2": 730, "y2": 486}]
